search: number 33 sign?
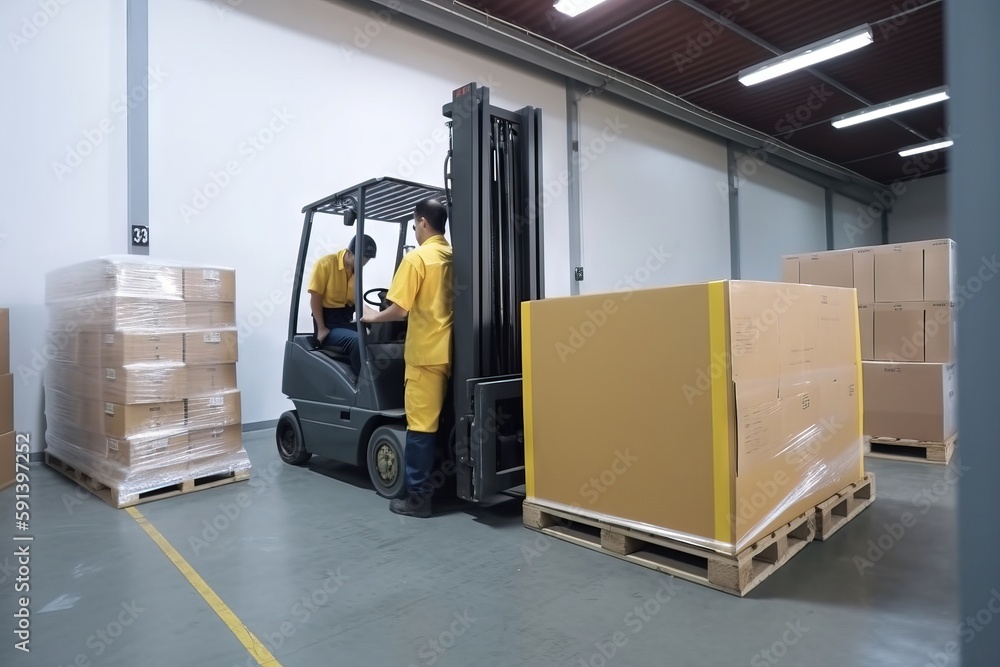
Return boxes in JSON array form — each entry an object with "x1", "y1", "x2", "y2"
[{"x1": 132, "y1": 225, "x2": 149, "y2": 246}]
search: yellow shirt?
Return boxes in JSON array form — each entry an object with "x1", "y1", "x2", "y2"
[
  {"x1": 387, "y1": 235, "x2": 453, "y2": 367},
  {"x1": 307, "y1": 249, "x2": 355, "y2": 308}
]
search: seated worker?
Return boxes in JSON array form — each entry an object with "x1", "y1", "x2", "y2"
[
  {"x1": 307, "y1": 234, "x2": 377, "y2": 375},
  {"x1": 361, "y1": 198, "x2": 452, "y2": 518}
]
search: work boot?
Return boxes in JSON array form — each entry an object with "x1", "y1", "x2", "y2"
[{"x1": 389, "y1": 493, "x2": 431, "y2": 518}]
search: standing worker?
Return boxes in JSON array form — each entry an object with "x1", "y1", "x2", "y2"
[
  {"x1": 361, "y1": 198, "x2": 453, "y2": 518},
  {"x1": 308, "y1": 234, "x2": 377, "y2": 375}
]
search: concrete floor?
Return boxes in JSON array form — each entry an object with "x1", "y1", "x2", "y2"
[{"x1": 0, "y1": 430, "x2": 961, "y2": 667}]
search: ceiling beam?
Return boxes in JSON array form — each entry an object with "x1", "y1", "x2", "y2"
[
  {"x1": 339, "y1": 0, "x2": 891, "y2": 199},
  {"x1": 675, "y1": 0, "x2": 931, "y2": 143}
]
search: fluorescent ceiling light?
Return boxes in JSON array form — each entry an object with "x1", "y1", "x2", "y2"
[
  {"x1": 553, "y1": 0, "x2": 608, "y2": 18},
  {"x1": 898, "y1": 138, "x2": 953, "y2": 157},
  {"x1": 739, "y1": 25, "x2": 873, "y2": 86},
  {"x1": 832, "y1": 86, "x2": 950, "y2": 128}
]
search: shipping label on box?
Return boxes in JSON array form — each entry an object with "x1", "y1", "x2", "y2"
[
  {"x1": 103, "y1": 400, "x2": 185, "y2": 438},
  {"x1": 184, "y1": 330, "x2": 239, "y2": 365}
]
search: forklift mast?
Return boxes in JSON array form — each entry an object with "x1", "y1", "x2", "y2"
[{"x1": 444, "y1": 83, "x2": 545, "y2": 502}]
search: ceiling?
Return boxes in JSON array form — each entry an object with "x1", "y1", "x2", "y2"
[{"x1": 459, "y1": 0, "x2": 947, "y2": 185}]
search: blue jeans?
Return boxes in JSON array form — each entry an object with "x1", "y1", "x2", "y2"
[
  {"x1": 404, "y1": 430, "x2": 437, "y2": 499},
  {"x1": 323, "y1": 325, "x2": 361, "y2": 375}
]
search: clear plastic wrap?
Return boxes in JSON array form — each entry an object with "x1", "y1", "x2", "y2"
[{"x1": 42, "y1": 257, "x2": 250, "y2": 503}]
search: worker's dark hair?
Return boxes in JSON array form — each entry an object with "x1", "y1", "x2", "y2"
[
  {"x1": 415, "y1": 198, "x2": 447, "y2": 234},
  {"x1": 348, "y1": 234, "x2": 377, "y2": 258}
]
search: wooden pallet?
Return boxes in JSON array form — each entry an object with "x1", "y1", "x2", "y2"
[
  {"x1": 814, "y1": 473, "x2": 876, "y2": 541},
  {"x1": 45, "y1": 452, "x2": 249, "y2": 509},
  {"x1": 865, "y1": 434, "x2": 956, "y2": 465},
  {"x1": 522, "y1": 501, "x2": 816, "y2": 597}
]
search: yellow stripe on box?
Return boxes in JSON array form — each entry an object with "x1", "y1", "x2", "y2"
[
  {"x1": 708, "y1": 282, "x2": 733, "y2": 546},
  {"x1": 522, "y1": 303, "x2": 535, "y2": 499},
  {"x1": 851, "y1": 289, "x2": 865, "y2": 481},
  {"x1": 126, "y1": 507, "x2": 282, "y2": 667}
]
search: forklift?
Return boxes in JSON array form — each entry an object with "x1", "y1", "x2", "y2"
[{"x1": 276, "y1": 83, "x2": 545, "y2": 503}]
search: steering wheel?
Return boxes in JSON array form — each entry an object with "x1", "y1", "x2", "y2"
[{"x1": 364, "y1": 287, "x2": 389, "y2": 308}]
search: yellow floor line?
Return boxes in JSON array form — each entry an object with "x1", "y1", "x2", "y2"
[{"x1": 126, "y1": 507, "x2": 282, "y2": 667}]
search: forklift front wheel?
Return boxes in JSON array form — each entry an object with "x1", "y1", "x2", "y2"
[
  {"x1": 276, "y1": 411, "x2": 311, "y2": 465},
  {"x1": 367, "y1": 425, "x2": 407, "y2": 499}
]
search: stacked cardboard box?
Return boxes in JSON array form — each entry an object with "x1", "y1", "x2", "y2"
[
  {"x1": 782, "y1": 239, "x2": 957, "y2": 443},
  {"x1": 522, "y1": 280, "x2": 864, "y2": 555},
  {"x1": 42, "y1": 258, "x2": 249, "y2": 500},
  {"x1": 1, "y1": 308, "x2": 13, "y2": 491}
]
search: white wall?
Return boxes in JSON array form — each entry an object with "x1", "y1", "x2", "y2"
[
  {"x1": 888, "y1": 174, "x2": 949, "y2": 242},
  {"x1": 736, "y1": 153, "x2": 826, "y2": 281},
  {"x1": 147, "y1": 0, "x2": 570, "y2": 424},
  {"x1": 1, "y1": 0, "x2": 127, "y2": 453},
  {"x1": 578, "y1": 95, "x2": 731, "y2": 293},
  {"x1": 832, "y1": 193, "x2": 882, "y2": 249}
]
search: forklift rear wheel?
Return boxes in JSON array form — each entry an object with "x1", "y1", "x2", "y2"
[
  {"x1": 276, "y1": 411, "x2": 311, "y2": 465},
  {"x1": 367, "y1": 425, "x2": 407, "y2": 499}
]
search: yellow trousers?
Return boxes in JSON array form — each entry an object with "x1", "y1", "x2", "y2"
[{"x1": 404, "y1": 364, "x2": 450, "y2": 433}]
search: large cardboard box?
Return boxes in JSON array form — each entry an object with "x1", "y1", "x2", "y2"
[
  {"x1": 0, "y1": 431, "x2": 13, "y2": 491},
  {"x1": 863, "y1": 362, "x2": 957, "y2": 442},
  {"x1": 798, "y1": 250, "x2": 855, "y2": 289},
  {"x1": 0, "y1": 308, "x2": 9, "y2": 375},
  {"x1": 186, "y1": 302, "x2": 237, "y2": 329},
  {"x1": 188, "y1": 425, "x2": 244, "y2": 473},
  {"x1": 101, "y1": 365, "x2": 188, "y2": 403},
  {"x1": 853, "y1": 247, "x2": 876, "y2": 303},
  {"x1": 52, "y1": 297, "x2": 187, "y2": 332},
  {"x1": 103, "y1": 400, "x2": 185, "y2": 438},
  {"x1": 873, "y1": 302, "x2": 956, "y2": 363},
  {"x1": 874, "y1": 239, "x2": 956, "y2": 303},
  {"x1": 780, "y1": 250, "x2": 854, "y2": 289},
  {"x1": 186, "y1": 364, "x2": 238, "y2": 396},
  {"x1": 45, "y1": 259, "x2": 184, "y2": 301},
  {"x1": 184, "y1": 330, "x2": 239, "y2": 365},
  {"x1": 95, "y1": 332, "x2": 184, "y2": 366},
  {"x1": 183, "y1": 268, "x2": 236, "y2": 302},
  {"x1": 44, "y1": 389, "x2": 104, "y2": 433},
  {"x1": 0, "y1": 373, "x2": 11, "y2": 434},
  {"x1": 107, "y1": 430, "x2": 189, "y2": 468},
  {"x1": 522, "y1": 280, "x2": 864, "y2": 555},
  {"x1": 186, "y1": 390, "x2": 242, "y2": 429}
]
